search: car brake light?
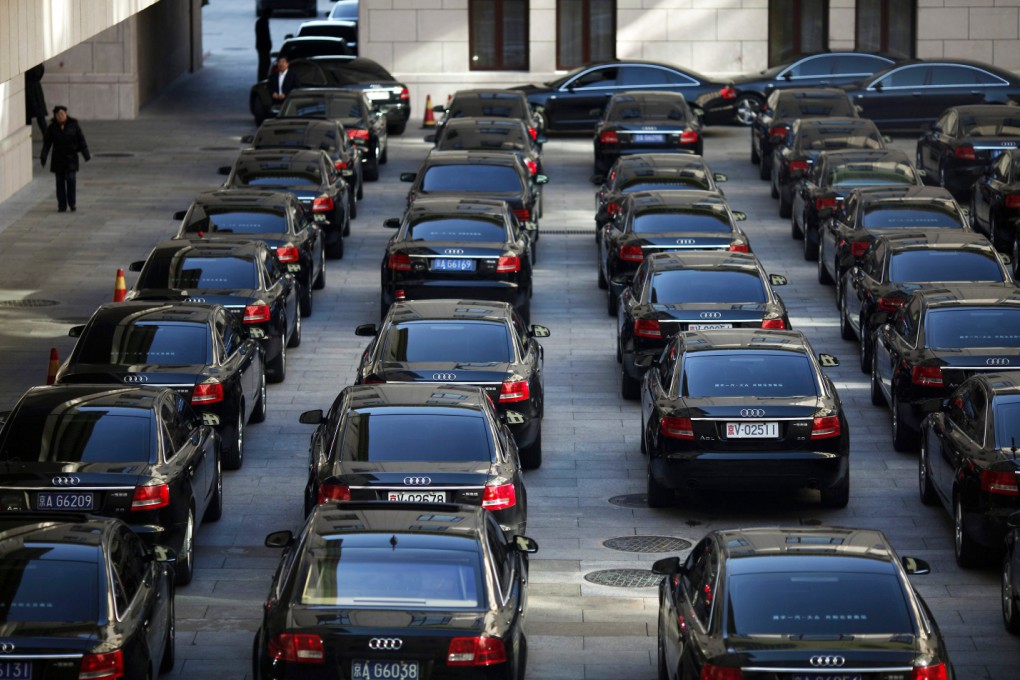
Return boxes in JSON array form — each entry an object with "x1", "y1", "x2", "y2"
[
  {"x1": 911, "y1": 365, "x2": 943, "y2": 387},
  {"x1": 600, "y1": 130, "x2": 619, "y2": 144},
  {"x1": 729, "y1": 243, "x2": 750, "y2": 253},
  {"x1": 244, "y1": 303, "x2": 272, "y2": 323},
  {"x1": 312, "y1": 196, "x2": 333, "y2": 213},
  {"x1": 877, "y1": 296, "x2": 904, "y2": 313},
  {"x1": 761, "y1": 318, "x2": 786, "y2": 329},
  {"x1": 701, "y1": 665, "x2": 743, "y2": 680},
  {"x1": 191, "y1": 380, "x2": 224, "y2": 405},
  {"x1": 981, "y1": 470, "x2": 1019, "y2": 495},
  {"x1": 268, "y1": 633, "x2": 325, "y2": 664},
  {"x1": 275, "y1": 245, "x2": 300, "y2": 263},
  {"x1": 719, "y1": 86, "x2": 736, "y2": 100},
  {"x1": 317, "y1": 482, "x2": 352, "y2": 504},
  {"x1": 399, "y1": 87, "x2": 410, "y2": 101},
  {"x1": 347, "y1": 129, "x2": 370, "y2": 141},
  {"x1": 499, "y1": 379, "x2": 530, "y2": 403},
  {"x1": 447, "y1": 636, "x2": 507, "y2": 666},
  {"x1": 811, "y1": 415, "x2": 841, "y2": 439},
  {"x1": 527, "y1": 126, "x2": 538, "y2": 141},
  {"x1": 497, "y1": 255, "x2": 520, "y2": 273},
  {"x1": 1006, "y1": 195, "x2": 1020, "y2": 209},
  {"x1": 953, "y1": 145, "x2": 977, "y2": 160},
  {"x1": 387, "y1": 253, "x2": 412, "y2": 271},
  {"x1": 482, "y1": 483, "x2": 516, "y2": 510},
  {"x1": 525, "y1": 158, "x2": 538, "y2": 175},
  {"x1": 79, "y1": 650, "x2": 124, "y2": 680},
  {"x1": 769, "y1": 125, "x2": 788, "y2": 138},
  {"x1": 661, "y1": 416, "x2": 694, "y2": 440},
  {"x1": 850, "y1": 240, "x2": 870, "y2": 258},
  {"x1": 513, "y1": 208, "x2": 530, "y2": 222},
  {"x1": 131, "y1": 484, "x2": 170, "y2": 511},
  {"x1": 789, "y1": 160, "x2": 809, "y2": 173},
  {"x1": 816, "y1": 196, "x2": 838, "y2": 211},
  {"x1": 334, "y1": 160, "x2": 347, "y2": 171},
  {"x1": 634, "y1": 319, "x2": 662, "y2": 339},
  {"x1": 911, "y1": 663, "x2": 948, "y2": 680},
  {"x1": 680, "y1": 130, "x2": 699, "y2": 145},
  {"x1": 619, "y1": 245, "x2": 644, "y2": 262},
  {"x1": 606, "y1": 202, "x2": 620, "y2": 216}
]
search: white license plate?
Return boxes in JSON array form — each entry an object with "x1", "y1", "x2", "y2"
[
  {"x1": 388, "y1": 491, "x2": 446, "y2": 502},
  {"x1": 365, "y1": 91, "x2": 391, "y2": 101},
  {"x1": 352, "y1": 660, "x2": 418, "y2": 680},
  {"x1": 688, "y1": 323, "x2": 733, "y2": 331},
  {"x1": 726, "y1": 421, "x2": 779, "y2": 438},
  {"x1": 632, "y1": 133, "x2": 665, "y2": 143}
]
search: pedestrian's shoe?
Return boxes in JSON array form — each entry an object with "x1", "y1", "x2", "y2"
[
  {"x1": 58, "y1": 207, "x2": 66, "y2": 212},
  {"x1": 70, "y1": 206, "x2": 77, "y2": 212}
]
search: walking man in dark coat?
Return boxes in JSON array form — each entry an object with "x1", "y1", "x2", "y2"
[
  {"x1": 24, "y1": 64, "x2": 47, "y2": 136},
  {"x1": 255, "y1": 10, "x2": 271, "y2": 81},
  {"x1": 40, "y1": 105, "x2": 91, "y2": 212}
]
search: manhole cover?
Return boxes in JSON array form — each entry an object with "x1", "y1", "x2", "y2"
[
  {"x1": 92, "y1": 152, "x2": 134, "y2": 158},
  {"x1": 608, "y1": 493, "x2": 648, "y2": 508},
  {"x1": 603, "y1": 536, "x2": 691, "y2": 553},
  {"x1": 584, "y1": 569, "x2": 662, "y2": 588},
  {"x1": 0, "y1": 299, "x2": 59, "y2": 308},
  {"x1": 200, "y1": 146, "x2": 240, "y2": 151}
]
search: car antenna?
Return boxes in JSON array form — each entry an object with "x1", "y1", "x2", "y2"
[{"x1": 390, "y1": 534, "x2": 398, "y2": 551}]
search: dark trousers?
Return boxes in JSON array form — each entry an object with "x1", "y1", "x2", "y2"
[
  {"x1": 55, "y1": 172, "x2": 77, "y2": 210},
  {"x1": 257, "y1": 50, "x2": 271, "y2": 81}
]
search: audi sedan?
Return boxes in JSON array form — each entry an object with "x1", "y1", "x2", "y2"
[
  {"x1": 253, "y1": 502, "x2": 537, "y2": 680},
  {"x1": 917, "y1": 105, "x2": 1020, "y2": 194},
  {"x1": 652, "y1": 526, "x2": 952, "y2": 679},
  {"x1": 433, "y1": 89, "x2": 542, "y2": 143},
  {"x1": 0, "y1": 384, "x2": 221, "y2": 585},
  {"x1": 298, "y1": 383, "x2": 527, "y2": 535},
  {"x1": 427, "y1": 118, "x2": 544, "y2": 180},
  {"x1": 972, "y1": 148, "x2": 1020, "y2": 266},
  {"x1": 592, "y1": 91, "x2": 702, "y2": 174}
]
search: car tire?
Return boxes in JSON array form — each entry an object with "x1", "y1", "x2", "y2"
[
  {"x1": 300, "y1": 282, "x2": 313, "y2": 318},
  {"x1": 733, "y1": 94, "x2": 761, "y2": 126},
  {"x1": 621, "y1": 369, "x2": 640, "y2": 400},
  {"x1": 791, "y1": 212, "x2": 803, "y2": 240},
  {"x1": 204, "y1": 457, "x2": 223, "y2": 522},
  {"x1": 343, "y1": 207, "x2": 351, "y2": 237},
  {"x1": 870, "y1": 352, "x2": 886, "y2": 407},
  {"x1": 160, "y1": 594, "x2": 175, "y2": 673},
  {"x1": 267, "y1": 337, "x2": 286, "y2": 384},
  {"x1": 287, "y1": 306, "x2": 302, "y2": 348},
  {"x1": 1003, "y1": 552, "x2": 1020, "y2": 634},
  {"x1": 250, "y1": 369, "x2": 267, "y2": 424},
  {"x1": 647, "y1": 467, "x2": 672, "y2": 508},
  {"x1": 597, "y1": 262, "x2": 608, "y2": 290},
  {"x1": 779, "y1": 187, "x2": 793, "y2": 218},
  {"x1": 955, "y1": 493, "x2": 987, "y2": 568},
  {"x1": 175, "y1": 507, "x2": 195, "y2": 586},
  {"x1": 326, "y1": 233, "x2": 344, "y2": 259},
  {"x1": 608, "y1": 291, "x2": 618, "y2": 317},
  {"x1": 818, "y1": 241, "x2": 833, "y2": 285},
  {"x1": 750, "y1": 138, "x2": 760, "y2": 165},
  {"x1": 349, "y1": 191, "x2": 357, "y2": 220},
  {"x1": 640, "y1": 418, "x2": 648, "y2": 456},
  {"x1": 891, "y1": 390, "x2": 915, "y2": 453},
  {"x1": 770, "y1": 173, "x2": 779, "y2": 199},
  {"x1": 859, "y1": 317, "x2": 872, "y2": 374},
  {"x1": 224, "y1": 406, "x2": 245, "y2": 470},
  {"x1": 918, "y1": 437, "x2": 937, "y2": 506},
  {"x1": 803, "y1": 225, "x2": 818, "y2": 260},
  {"x1": 616, "y1": 335, "x2": 623, "y2": 364},
  {"x1": 313, "y1": 252, "x2": 326, "y2": 290},
  {"x1": 759, "y1": 152, "x2": 771, "y2": 181},
  {"x1": 388, "y1": 121, "x2": 407, "y2": 136},
  {"x1": 519, "y1": 426, "x2": 542, "y2": 470},
  {"x1": 820, "y1": 474, "x2": 849, "y2": 509},
  {"x1": 356, "y1": 177, "x2": 364, "y2": 200},
  {"x1": 839, "y1": 294, "x2": 854, "y2": 341},
  {"x1": 364, "y1": 150, "x2": 380, "y2": 181}
]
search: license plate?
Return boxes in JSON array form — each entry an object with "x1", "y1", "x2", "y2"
[
  {"x1": 725, "y1": 421, "x2": 779, "y2": 438},
  {"x1": 35, "y1": 492, "x2": 94, "y2": 511},
  {"x1": 0, "y1": 661, "x2": 32, "y2": 679},
  {"x1": 364, "y1": 91, "x2": 391, "y2": 101},
  {"x1": 632, "y1": 133, "x2": 665, "y2": 143},
  {"x1": 431, "y1": 258, "x2": 475, "y2": 272},
  {"x1": 688, "y1": 323, "x2": 733, "y2": 331},
  {"x1": 791, "y1": 675, "x2": 862, "y2": 680},
  {"x1": 286, "y1": 264, "x2": 302, "y2": 272},
  {"x1": 388, "y1": 491, "x2": 446, "y2": 502},
  {"x1": 352, "y1": 660, "x2": 418, "y2": 680},
  {"x1": 313, "y1": 214, "x2": 327, "y2": 222}
]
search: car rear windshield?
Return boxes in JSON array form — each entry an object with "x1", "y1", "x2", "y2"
[
  {"x1": 632, "y1": 211, "x2": 732, "y2": 234},
  {"x1": 727, "y1": 571, "x2": 914, "y2": 635},
  {"x1": 406, "y1": 217, "x2": 507, "y2": 242},
  {"x1": 381, "y1": 322, "x2": 513, "y2": 363},
  {"x1": 607, "y1": 99, "x2": 689, "y2": 122},
  {"x1": 777, "y1": 96, "x2": 855, "y2": 118},
  {"x1": 0, "y1": 555, "x2": 99, "y2": 623},
  {"x1": 959, "y1": 113, "x2": 1020, "y2": 136},
  {"x1": 623, "y1": 179, "x2": 710, "y2": 193},
  {"x1": 0, "y1": 411, "x2": 154, "y2": 463},
  {"x1": 183, "y1": 209, "x2": 287, "y2": 236},
  {"x1": 995, "y1": 400, "x2": 1020, "y2": 449},
  {"x1": 280, "y1": 96, "x2": 363, "y2": 122},
  {"x1": 450, "y1": 96, "x2": 527, "y2": 119},
  {"x1": 78, "y1": 322, "x2": 211, "y2": 366},
  {"x1": 888, "y1": 250, "x2": 1005, "y2": 283},
  {"x1": 862, "y1": 205, "x2": 963, "y2": 229},
  {"x1": 340, "y1": 413, "x2": 492, "y2": 462},
  {"x1": 322, "y1": 60, "x2": 396, "y2": 84},
  {"x1": 829, "y1": 162, "x2": 917, "y2": 187},
  {"x1": 923, "y1": 307, "x2": 1020, "y2": 348},
  {"x1": 237, "y1": 171, "x2": 321, "y2": 188},
  {"x1": 649, "y1": 271, "x2": 767, "y2": 304},
  {"x1": 421, "y1": 165, "x2": 523, "y2": 193},
  {"x1": 682, "y1": 353, "x2": 818, "y2": 398},
  {"x1": 167, "y1": 256, "x2": 259, "y2": 290},
  {"x1": 301, "y1": 544, "x2": 484, "y2": 609},
  {"x1": 253, "y1": 129, "x2": 334, "y2": 151},
  {"x1": 438, "y1": 127, "x2": 528, "y2": 152},
  {"x1": 799, "y1": 125, "x2": 883, "y2": 150}
]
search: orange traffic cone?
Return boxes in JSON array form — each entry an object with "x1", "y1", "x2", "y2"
[
  {"x1": 422, "y1": 94, "x2": 436, "y2": 128},
  {"x1": 113, "y1": 268, "x2": 127, "y2": 302},
  {"x1": 46, "y1": 348, "x2": 59, "y2": 385}
]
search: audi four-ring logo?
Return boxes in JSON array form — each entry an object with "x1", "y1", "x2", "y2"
[
  {"x1": 123, "y1": 375, "x2": 148, "y2": 383},
  {"x1": 740, "y1": 409, "x2": 766, "y2": 418},
  {"x1": 987, "y1": 358, "x2": 1011, "y2": 366},
  {"x1": 403, "y1": 477, "x2": 431, "y2": 486},
  {"x1": 368, "y1": 638, "x2": 403, "y2": 651},
  {"x1": 0, "y1": 643, "x2": 14, "y2": 653},
  {"x1": 809, "y1": 656, "x2": 846, "y2": 668},
  {"x1": 52, "y1": 476, "x2": 81, "y2": 486},
  {"x1": 675, "y1": 238, "x2": 695, "y2": 245},
  {"x1": 443, "y1": 248, "x2": 465, "y2": 255},
  {"x1": 700, "y1": 312, "x2": 722, "y2": 319},
  {"x1": 432, "y1": 373, "x2": 457, "y2": 381}
]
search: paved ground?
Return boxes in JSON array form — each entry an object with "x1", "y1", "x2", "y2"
[{"x1": 0, "y1": 1, "x2": 1018, "y2": 677}]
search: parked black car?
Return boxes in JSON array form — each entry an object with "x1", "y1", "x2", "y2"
[
  {"x1": 0, "y1": 512, "x2": 177, "y2": 677},
  {"x1": 353, "y1": 299, "x2": 549, "y2": 469},
  {"x1": 873, "y1": 285, "x2": 1020, "y2": 452},
  {"x1": 917, "y1": 105, "x2": 1020, "y2": 194},
  {"x1": 641, "y1": 329, "x2": 848, "y2": 508},
  {"x1": 0, "y1": 384, "x2": 221, "y2": 585},
  {"x1": 127, "y1": 239, "x2": 301, "y2": 380},
  {"x1": 57, "y1": 302, "x2": 266, "y2": 471},
  {"x1": 221, "y1": 148, "x2": 350, "y2": 258},
  {"x1": 433, "y1": 89, "x2": 542, "y2": 143},
  {"x1": 972, "y1": 147, "x2": 1020, "y2": 264},
  {"x1": 426, "y1": 118, "x2": 544, "y2": 179},
  {"x1": 652, "y1": 526, "x2": 952, "y2": 679},
  {"x1": 617, "y1": 251, "x2": 790, "y2": 399},
  {"x1": 294, "y1": 19, "x2": 358, "y2": 55},
  {"x1": 298, "y1": 383, "x2": 528, "y2": 533},
  {"x1": 592, "y1": 91, "x2": 702, "y2": 174},
  {"x1": 253, "y1": 502, "x2": 537, "y2": 680},
  {"x1": 380, "y1": 197, "x2": 534, "y2": 321}
]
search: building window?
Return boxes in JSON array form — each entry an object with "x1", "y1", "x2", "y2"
[
  {"x1": 856, "y1": 0, "x2": 915, "y2": 57},
  {"x1": 469, "y1": 0, "x2": 529, "y2": 70},
  {"x1": 768, "y1": 0, "x2": 828, "y2": 66},
  {"x1": 557, "y1": 0, "x2": 615, "y2": 70}
]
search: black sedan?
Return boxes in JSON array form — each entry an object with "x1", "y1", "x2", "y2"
[
  {"x1": 294, "y1": 19, "x2": 358, "y2": 55},
  {"x1": 57, "y1": 302, "x2": 265, "y2": 471},
  {"x1": 0, "y1": 384, "x2": 220, "y2": 585},
  {"x1": 433, "y1": 89, "x2": 542, "y2": 142},
  {"x1": 426, "y1": 118, "x2": 544, "y2": 180},
  {"x1": 0, "y1": 513, "x2": 176, "y2": 678},
  {"x1": 299, "y1": 383, "x2": 528, "y2": 534},
  {"x1": 380, "y1": 197, "x2": 534, "y2": 321},
  {"x1": 873, "y1": 285, "x2": 1020, "y2": 453},
  {"x1": 652, "y1": 526, "x2": 952, "y2": 679},
  {"x1": 253, "y1": 502, "x2": 537, "y2": 680},
  {"x1": 510, "y1": 59, "x2": 736, "y2": 130},
  {"x1": 172, "y1": 189, "x2": 325, "y2": 317},
  {"x1": 921, "y1": 371, "x2": 1020, "y2": 567},
  {"x1": 221, "y1": 148, "x2": 350, "y2": 258},
  {"x1": 599, "y1": 190, "x2": 751, "y2": 313},
  {"x1": 845, "y1": 59, "x2": 1020, "y2": 132},
  {"x1": 617, "y1": 251, "x2": 790, "y2": 399},
  {"x1": 593, "y1": 91, "x2": 702, "y2": 175},
  {"x1": 770, "y1": 116, "x2": 886, "y2": 218},
  {"x1": 917, "y1": 105, "x2": 1020, "y2": 194},
  {"x1": 972, "y1": 148, "x2": 1020, "y2": 264},
  {"x1": 279, "y1": 87, "x2": 388, "y2": 181},
  {"x1": 641, "y1": 329, "x2": 848, "y2": 508},
  {"x1": 127, "y1": 239, "x2": 301, "y2": 380},
  {"x1": 353, "y1": 299, "x2": 549, "y2": 469}
]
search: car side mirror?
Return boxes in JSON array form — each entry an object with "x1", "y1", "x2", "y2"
[
  {"x1": 151, "y1": 545, "x2": 177, "y2": 564},
  {"x1": 128, "y1": 260, "x2": 145, "y2": 272},
  {"x1": 901, "y1": 556, "x2": 931, "y2": 575},
  {"x1": 69, "y1": 324, "x2": 85, "y2": 338},
  {"x1": 882, "y1": 135, "x2": 893, "y2": 144},
  {"x1": 512, "y1": 535, "x2": 539, "y2": 554},
  {"x1": 265, "y1": 530, "x2": 294, "y2": 548},
  {"x1": 284, "y1": 33, "x2": 294, "y2": 40},
  {"x1": 769, "y1": 274, "x2": 788, "y2": 286},
  {"x1": 355, "y1": 323, "x2": 379, "y2": 337},
  {"x1": 713, "y1": 172, "x2": 728, "y2": 183},
  {"x1": 1002, "y1": 253, "x2": 1014, "y2": 266},
  {"x1": 423, "y1": 134, "x2": 436, "y2": 143},
  {"x1": 400, "y1": 173, "x2": 416, "y2": 182},
  {"x1": 218, "y1": 166, "x2": 232, "y2": 176},
  {"x1": 299, "y1": 409, "x2": 324, "y2": 425},
  {"x1": 732, "y1": 211, "x2": 747, "y2": 221},
  {"x1": 872, "y1": 82, "x2": 884, "y2": 92},
  {"x1": 651, "y1": 556, "x2": 682, "y2": 576},
  {"x1": 530, "y1": 325, "x2": 551, "y2": 338},
  {"x1": 855, "y1": 105, "x2": 863, "y2": 114},
  {"x1": 383, "y1": 218, "x2": 401, "y2": 229},
  {"x1": 534, "y1": 174, "x2": 549, "y2": 185},
  {"x1": 241, "y1": 134, "x2": 254, "y2": 144},
  {"x1": 172, "y1": 210, "x2": 187, "y2": 220},
  {"x1": 817, "y1": 353, "x2": 840, "y2": 367}
]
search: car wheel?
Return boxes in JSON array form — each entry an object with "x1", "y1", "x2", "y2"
[
  {"x1": 656, "y1": 619, "x2": 669, "y2": 680},
  {"x1": 343, "y1": 206, "x2": 351, "y2": 237},
  {"x1": 616, "y1": 334, "x2": 623, "y2": 364},
  {"x1": 364, "y1": 147, "x2": 381, "y2": 181},
  {"x1": 313, "y1": 252, "x2": 326, "y2": 290},
  {"x1": 348, "y1": 190, "x2": 357, "y2": 220},
  {"x1": 839, "y1": 294, "x2": 854, "y2": 341},
  {"x1": 387, "y1": 121, "x2": 406, "y2": 136},
  {"x1": 640, "y1": 418, "x2": 648, "y2": 456},
  {"x1": 356, "y1": 177, "x2": 364, "y2": 200},
  {"x1": 818, "y1": 241, "x2": 833, "y2": 285},
  {"x1": 1003, "y1": 552, "x2": 1020, "y2": 634},
  {"x1": 891, "y1": 390, "x2": 915, "y2": 453},
  {"x1": 778, "y1": 186, "x2": 792, "y2": 218},
  {"x1": 160, "y1": 592, "x2": 176, "y2": 672},
  {"x1": 819, "y1": 474, "x2": 849, "y2": 509},
  {"x1": 803, "y1": 224, "x2": 818, "y2": 260},
  {"x1": 608, "y1": 291, "x2": 618, "y2": 317},
  {"x1": 287, "y1": 305, "x2": 302, "y2": 348},
  {"x1": 770, "y1": 172, "x2": 779, "y2": 199},
  {"x1": 621, "y1": 368, "x2": 640, "y2": 400},
  {"x1": 647, "y1": 467, "x2": 672, "y2": 508},
  {"x1": 175, "y1": 507, "x2": 195, "y2": 586},
  {"x1": 519, "y1": 425, "x2": 542, "y2": 470},
  {"x1": 267, "y1": 337, "x2": 286, "y2": 384},
  {"x1": 750, "y1": 137, "x2": 760, "y2": 165},
  {"x1": 834, "y1": 271, "x2": 844, "y2": 310},
  {"x1": 759, "y1": 152, "x2": 771, "y2": 180},
  {"x1": 733, "y1": 94, "x2": 761, "y2": 126},
  {"x1": 859, "y1": 320, "x2": 872, "y2": 374},
  {"x1": 204, "y1": 456, "x2": 223, "y2": 522},
  {"x1": 870, "y1": 352, "x2": 886, "y2": 407},
  {"x1": 300, "y1": 282, "x2": 313, "y2": 318},
  {"x1": 955, "y1": 493, "x2": 986, "y2": 568},
  {"x1": 325, "y1": 232, "x2": 344, "y2": 259},
  {"x1": 224, "y1": 406, "x2": 245, "y2": 470},
  {"x1": 250, "y1": 369, "x2": 267, "y2": 424},
  {"x1": 791, "y1": 211, "x2": 803, "y2": 239},
  {"x1": 918, "y1": 437, "x2": 937, "y2": 506},
  {"x1": 597, "y1": 261, "x2": 608, "y2": 290}
]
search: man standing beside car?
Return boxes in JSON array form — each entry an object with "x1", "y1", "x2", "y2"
[
  {"x1": 40, "y1": 105, "x2": 90, "y2": 213},
  {"x1": 272, "y1": 56, "x2": 296, "y2": 102}
]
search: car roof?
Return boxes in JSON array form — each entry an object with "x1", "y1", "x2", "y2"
[
  {"x1": 89, "y1": 301, "x2": 220, "y2": 325},
  {"x1": 853, "y1": 185, "x2": 957, "y2": 205},
  {"x1": 819, "y1": 148, "x2": 911, "y2": 164},
  {"x1": 443, "y1": 118, "x2": 529, "y2": 132},
  {"x1": 346, "y1": 383, "x2": 489, "y2": 413},
  {"x1": 422, "y1": 150, "x2": 523, "y2": 167},
  {"x1": 405, "y1": 197, "x2": 510, "y2": 220},
  {"x1": 978, "y1": 372, "x2": 1020, "y2": 398},
  {"x1": 0, "y1": 513, "x2": 117, "y2": 551},
  {"x1": 616, "y1": 154, "x2": 707, "y2": 172},
  {"x1": 913, "y1": 284, "x2": 1020, "y2": 308},
  {"x1": 713, "y1": 526, "x2": 898, "y2": 568},
  {"x1": 255, "y1": 118, "x2": 340, "y2": 136},
  {"x1": 680, "y1": 328, "x2": 810, "y2": 353},
  {"x1": 947, "y1": 104, "x2": 1020, "y2": 118},
  {"x1": 192, "y1": 189, "x2": 297, "y2": 210},
  {"x1": 149, "y1": 239, "x2": 264, "y2": 258},
  {"x1": 794, "y1": 116, "x2": 875, "y2": 130},
  {"x1": 626, "y1": 190, "x2": 728, "y2": 212},
  {"x1": 646, "y1": 251, "x2": 760, "y2": 272},
  {"x1": 385, "y1": 299, "x2": 513, "y2": 323},
  {"x1": 874, "y1": 230, "x2": 992, "y2": 250},
  {"x1": 307, "y1": 501, "x2": 487, "y2": 541},
  {"x1": 16, "y1": 384, "x2": 167, "y2": 413}
]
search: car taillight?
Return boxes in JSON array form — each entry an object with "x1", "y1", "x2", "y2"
[
  {"x1": 954, "y1": 145, "x2": 977, "y2": 160},
  {"x1": 634, "y1": 319, "x2": 662, "y2": 339},
  {"x1": 527, "y1": 126, "x2": 538, "y2": 141},
  {"x1": 661, "y1": 416, "x2": 694, "y2": 440},
  {"x1": 244, "y1": 303, "x2": 272, "y2": 323},
  {"x1": 191, "y1": 380, "x2": 224, "y2": 405},
  {"x1": 347, "y1": 129, "x2": 370, "y2": 142},
  {"x1": 399, "y1": 87, "x2": 410, "y2": 101},
  {"x1": 275, "y1": 245, "x2": 300, "y2": 263},
  {"x1": 599, "y1": 130, "x2": 619, "y2": 144},
  {"x1": 268, "y1": 633, "x2": 325, "y2": 664},
  {"x1": 701, "y1": 665, "x2": 742, "y2": 680},
  {"x1": 789, "y1": 160, "x2": 809, "y2": 173},
  {"x1": 387, "y1": 253, "x2": 412, "y2": 271},
  {"x1": 525, "y1": 158, "x2": 538, "y2": 175},
  {"x1": 499, "y1": 379, "x2": 530, "y2": 403},
  {"x1": 1006, "y1": 195, "x2": 1020, "y2": 209},
  {"x1": 312, "y1": 196, "x2": 333, "y2": 213},
  {"x1": 850, "y1": 240, "x2": 870, "y2": 258},
  {"x1": 816, "y1": 196, "x2": 838, "y2": 211},
  {"x1": 317, "y1": 482, "x2": 352, "y2": 504},
  {"x1": 761, "y1": 318, "x2": 786, "y2": 329},
  {"x1": 447, "y1": 636, "x2": 507, "y2": 666},
  {"x1": 482, "y1": 483, "x2": 517, "y2": 510},
  {"x1": 877, "y1": 296, "x2": 904, "y2": 313},
  {"x1": 606, "y1": 201, "x2": 620, "y2": 216},
  {"x1": 911, "y1": 663, "x2": 948, "y2": 680},
  {"x1": 680, "y1": 130, "x2": 699, "y2": 145},
  {"x1": 911, "y1": 365, "x2": 943, "y2": 387},
  {"x1": 981, "y1": 470, "x2": 1020, "y2": 495},
  {"x1": 811, "y1": 415, "x2": 841, "y2": 439},
  {"x1": 131, "y1": 484, "x2": 170, "y2": 511},
  {"x1": 769, "y1": 125, "x2": 788, "y2": 138},
  {"x1": 497, "y1": 255, "x2": 520, "y2": 273},
  {"x1": 619, "y1": 245, "x2": 644, "y2": 262},
  {"x1": 719, "y1": 86, "x2": 736, "y2": 100},
  {"x1": 334, "y1": 160, "x2": 347, "y2": 171},
  {"x1": 729, "y1": 243, "x2": 750, "y2": 253},
  {"x1": 79, "y1": 650, "x2": 124, "y2": 680},
  {"x1": 513, "y1": 208, "x2": 530, "y2": 222}
]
